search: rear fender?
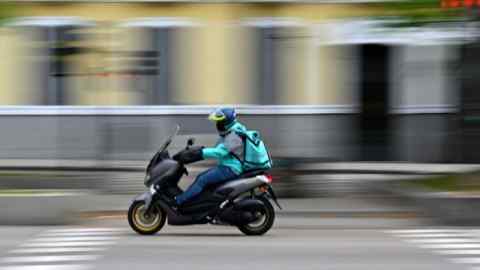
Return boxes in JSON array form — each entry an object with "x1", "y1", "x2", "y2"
[{"x1": 266, "y1": 185, "x2": 282, "y2": 210}]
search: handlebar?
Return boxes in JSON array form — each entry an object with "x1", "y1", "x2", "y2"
[
  {"x1": 186, "y1": 137, "x2": 195, "y2": 150},
  {"x1": 173, "y1": 145, "x2": 204, "y2": 165}
]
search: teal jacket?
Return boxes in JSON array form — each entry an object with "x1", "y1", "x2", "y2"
[{"x1": 202, "y1": 121, "x2": 246, "y2": 175}]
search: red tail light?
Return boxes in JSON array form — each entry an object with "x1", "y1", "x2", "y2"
[{"x1": 265, "y1": 174, "x2": 273, "y2": 183}]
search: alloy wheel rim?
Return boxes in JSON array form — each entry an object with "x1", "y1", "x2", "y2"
[
  {"x1": 133, "y1": 204, "x2": 161, "y2": 230},
  {"x1": 247, "y1": 211, "x2": 267, "y2": 228}
]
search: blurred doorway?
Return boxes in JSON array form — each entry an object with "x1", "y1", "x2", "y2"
[
  {"x1": 121, "y1": 26, "x2": 173, "y2": 105},
  {"x1": 460, "y1": 42, "x2": 480, "y2": 162},
  {"x1": 246, "y1": 19, "x2": 306, "y2": 105},
  {"x1": 359, "y1": 44, "x2": 391, "y2": 161}
]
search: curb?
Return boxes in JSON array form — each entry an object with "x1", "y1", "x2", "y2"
[{"x1": 374, "y1": 180, "x2": 480, "y2": 225}]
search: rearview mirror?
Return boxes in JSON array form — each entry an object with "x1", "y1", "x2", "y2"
[{"x1": 187, "y1": 138, "x2": 195, "y2": 146}]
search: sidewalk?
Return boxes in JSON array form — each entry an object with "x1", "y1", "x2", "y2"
[
  {"x1": 0, "y1": 160, "x2": 475, "y2": 222},
  {"x1": 80, "y1": 194, "x2": 420, "y2": 219}
]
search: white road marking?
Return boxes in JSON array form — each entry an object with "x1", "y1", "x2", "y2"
[
  {"x1": 388, "y1": 229, "x2": 470, "y2": 234},
  {"x1": 0, "y1": 227, "x2": 123, "y2": 270},
  {"x1": 1, "y1": 255, "x2": 100, "y2": 264},
  {"x1": 9, "y1": 247, "x2": 106, "y2": 254},
  {"x1": 39, "y1": 232, "x2": 124, "y2": 237},
  {"x1": 451, "y1": 258, "x2": 480, "y2": 264},
  {"x1": 46, "y1": 228, "x2": 125, "y2": 233},
  {"x1": 21, "y1": 241, "x2": 116, "y2": 248},
  {"x1": 420, "y1": 243, "x2": 480, "y2": 249},
  {"x1": 389, "y1": 229, "x2": 480, "y2": 269},
  {"x1": 408, "y1": 238, "x2": 480, "y2": 244},
  {"x1": 435, "y1": 250, "x2": 480, "y2": 255},
  {"x1": 31, "y1": 236, "x2": 118, "y2": 242},
  {"x1": 395, "y1": 233, "x2": 471, "y2": 238},
  {"x1": 0, "y1": 265, "x2": 89, "y2": 270}
]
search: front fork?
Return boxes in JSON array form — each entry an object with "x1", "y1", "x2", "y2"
[{"x1": 132, "y1": 188, "x2": 156, "y2": 214}]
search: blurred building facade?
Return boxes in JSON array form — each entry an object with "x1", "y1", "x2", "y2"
[
  {"x1": 0, "y1": 1, "x2": 477, "y2": 163},
  {"x1": 0, "y1": 2, "x2": 383, "y2": 106}
]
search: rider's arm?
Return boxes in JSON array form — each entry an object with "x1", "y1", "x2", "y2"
[
  {"x1": 202, "y1": 133, "x2": 243, "y2": 160},
  {"x1": 202, "y1": 144, "x2": 229, "y2": 159}
]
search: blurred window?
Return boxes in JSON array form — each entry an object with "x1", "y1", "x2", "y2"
[
  {"x1": 8, "y1": 17, "x2": 94, "y2": 105},
  {"x1": 119, "y1": 19, "x2": 195, "y2": 105},
  {"x1": 244, "y1": 19, "x2": 306, "y2": 105}
]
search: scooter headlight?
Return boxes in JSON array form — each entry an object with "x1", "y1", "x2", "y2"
[{"x1": 150, "y1": 184, "x2": 156, "y2": 194}]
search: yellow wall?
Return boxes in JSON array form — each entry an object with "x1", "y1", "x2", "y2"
[
  {"x1": 14, "y1": 3, "x2": 378, "y2": 22},
  {"x1": 0, "y1": 28, "x2": 35, "y2": 105},
  {"x1": 0, "y1": 2, "x2": 378, "y2": 105}
]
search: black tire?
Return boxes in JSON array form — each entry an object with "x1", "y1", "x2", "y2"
[
  {"x1": 128, "y1": 200, "x2": 166, "y2": 235},
  {"x1": 237, "y1": 197, "x2": 275, "y2": 236}
]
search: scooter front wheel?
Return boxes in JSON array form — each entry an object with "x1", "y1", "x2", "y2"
[{"x1": 128, "y1": 200, "x2": 166, "y2": 235}]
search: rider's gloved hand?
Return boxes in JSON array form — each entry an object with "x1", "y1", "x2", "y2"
[{"x1": 173, "y1": 146, "x2": 204, "y2": 164}]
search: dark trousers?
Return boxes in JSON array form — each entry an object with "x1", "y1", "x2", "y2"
[{"x1": 176, "y1": 166, "x2": 238, "y2": 205}]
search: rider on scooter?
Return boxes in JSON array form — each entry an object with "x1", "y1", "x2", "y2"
[{"x1": 173, "y1": 107, "x2": 246, "y2": 206}]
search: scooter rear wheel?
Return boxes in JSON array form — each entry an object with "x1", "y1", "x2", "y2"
[
  {"x1": 237, "y1": 197, "x2": 275, "y2": 236},
  {"x1": 128, "y1": 201, "x2": 166, "y2": 235}
]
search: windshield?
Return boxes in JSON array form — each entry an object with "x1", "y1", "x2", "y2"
[{"x1": 158, "y1": 124, "x2": 180, "y2": 153}]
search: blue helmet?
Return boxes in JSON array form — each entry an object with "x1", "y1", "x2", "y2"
[{"x1": 208, "y1": 107, "x2": 237, "y2": 134}]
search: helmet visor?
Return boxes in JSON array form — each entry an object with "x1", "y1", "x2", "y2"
[{"x1": 208, "y1": 108, "x2": 226, "y2": 122}]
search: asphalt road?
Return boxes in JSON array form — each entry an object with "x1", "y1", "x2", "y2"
[{"x1": 0, "y1": 217, "x2": 477, "y2": 270}]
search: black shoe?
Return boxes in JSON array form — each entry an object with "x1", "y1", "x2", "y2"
[{"x1": 171, "y1": 197, "x2": 181, "y2": 212}]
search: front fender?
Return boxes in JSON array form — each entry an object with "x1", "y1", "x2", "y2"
[{"x1": 132, "y1": 191, "x2": 153, "y2": 211}]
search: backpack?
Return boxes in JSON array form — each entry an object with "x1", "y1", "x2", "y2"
[{"x1": 236, "y1": 130, "x2": 272, "y2": 172}]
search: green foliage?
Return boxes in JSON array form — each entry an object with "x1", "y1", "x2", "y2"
[
  {"x1": 0, "y1": 3, "x2": 16, "y2": 22},
  {"x1": 403, "y1": 172, "x2": 480, "y2": 192},
  {"x1": 381, "y1": 0, "x2": 466, "y2": 26}
]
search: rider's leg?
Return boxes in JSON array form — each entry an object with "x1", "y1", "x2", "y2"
[{"x1": 175, "y1": 166, "x2": 237, "y2": 205}]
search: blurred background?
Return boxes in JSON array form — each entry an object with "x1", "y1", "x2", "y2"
[
  {"x1": 3, "y1": 1, "x2": 480, "y2": 270},
  {"x1": 0, "y1": 0, "x2": 473, "y2": 162},
  {"x1": 0, "y1": 0, "x2": 479, "y2": 223}
]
